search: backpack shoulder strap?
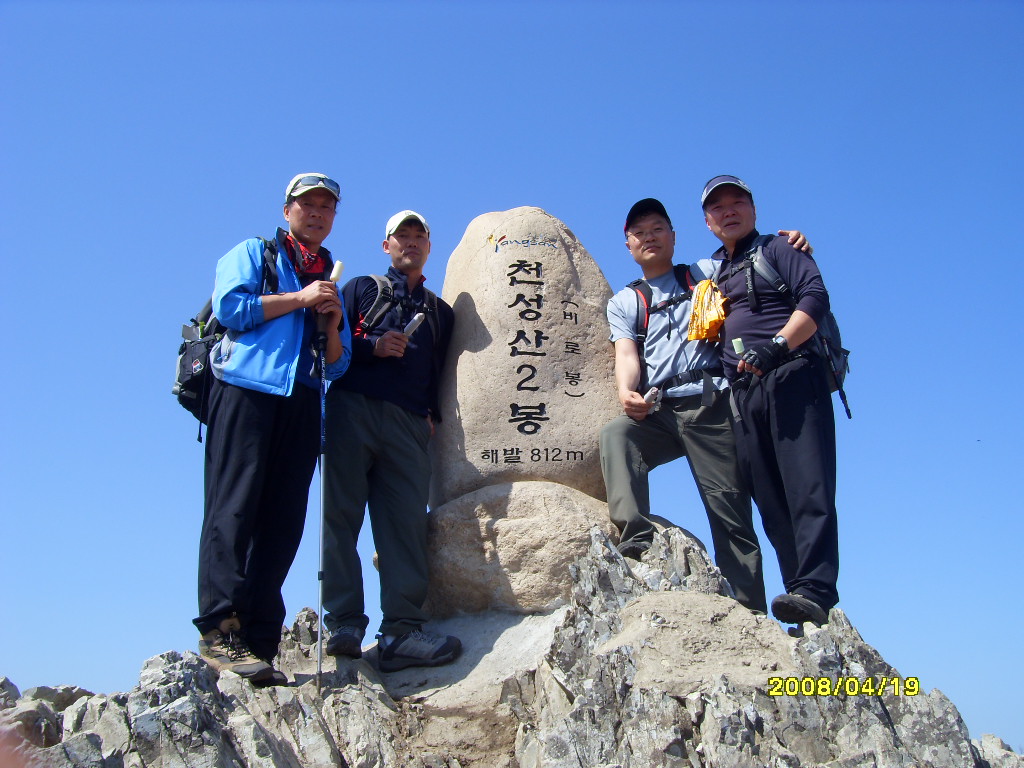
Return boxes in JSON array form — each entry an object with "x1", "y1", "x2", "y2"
[
  {"x1": 674, "y1": 263, "x2": 698, "y2": 293},
  {"x1": 741, "y1": 234, "x2": 783, "y2": 313},
  {"x1": 422, "y1": 287, "x2": 441, "y2": 341},
  {"x1": 257, "y1": 236, "x2": 280, "y2": 294},
  {"x1": 627, "y1": 277, "x2": 653, "y2": 349},
  {"x1": 748, "y1": 235, "x2": 791, "y2": 304},
  {"x1": 357, "y1": 274, "x2": 396, "y2": 334}
]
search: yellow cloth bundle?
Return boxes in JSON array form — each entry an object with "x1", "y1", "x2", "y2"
[{"x1": 688, "y1": 279, "x2": 728, "y2": 341}]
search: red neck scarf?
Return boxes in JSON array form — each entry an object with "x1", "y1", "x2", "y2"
[{"x1": 284, "y1": 234, "x2": 326, "y2": 276}]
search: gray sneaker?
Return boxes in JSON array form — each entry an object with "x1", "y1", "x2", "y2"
[
  {"x1": 199, "y1": 618, "x2": 273, "y2": 682},
  {"x1": 325, "y1": 625, "x2": 364, "y2": 658},
  {"x1": 377, "y1": 629, "x2": 462, "y2": 672}
]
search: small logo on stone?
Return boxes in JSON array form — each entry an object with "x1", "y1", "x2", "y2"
[{"x1": 493, "y1": 234, "x2": 558, "y2": 253}]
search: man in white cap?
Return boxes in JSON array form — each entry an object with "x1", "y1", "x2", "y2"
[
  {"x1": 321, "y1": 210, "x2": 460, "y2": 671},
  {"x1": 194, "y1": 173, "x2": 351, "y2": 685}
]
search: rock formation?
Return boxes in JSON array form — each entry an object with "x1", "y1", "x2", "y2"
[
  {"x1": 2, "y1": 208, "x2": 1020, "y2": 767},
  {"x1": 2, "y1": 529, "x2": 1020, "y2": 767}
]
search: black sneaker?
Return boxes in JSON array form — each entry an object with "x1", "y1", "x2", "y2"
[
  {"x1": 617, "y1": 539, "x2": 651, "y2": 561},
  {"x1": 251, "y1": 669, "x2": 289, "y2": 688},
  {"x1": 199, "y1": 619, "x2": 274, "y2": 682},
  {"x1": 377, "y1": 629, "x2": 462, "y2": 672},
  {"x1": 325, "y1": 625, "x2": 364, "y2": 658},
  {"x1": 770, "y1": 593, "x2": 828, "y2": 626}
]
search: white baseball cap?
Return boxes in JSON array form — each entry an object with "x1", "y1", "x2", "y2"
[{"x1": 385, "y1": 210, "x2": 430, "y2": 238}]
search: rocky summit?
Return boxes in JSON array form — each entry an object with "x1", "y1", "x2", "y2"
[{"x1": 2, "y1": 525, "x2": 1020, "y2": 767}]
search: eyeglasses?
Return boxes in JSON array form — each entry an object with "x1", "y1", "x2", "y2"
[
  {"x1": 627, "y1": 225, "x2": 669, "y2": 241},
  {"x1": 288, "y1": 175, "x2": 341, "y2": 197}
]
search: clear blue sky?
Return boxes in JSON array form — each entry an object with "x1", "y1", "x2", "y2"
[{"x1": 2, "y1": 0, "x2": 1022, "y2": 751}]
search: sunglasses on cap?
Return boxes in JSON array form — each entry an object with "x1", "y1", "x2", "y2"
[{"x1": 288, "y1": 175, "x2": 341, "y2": 198}]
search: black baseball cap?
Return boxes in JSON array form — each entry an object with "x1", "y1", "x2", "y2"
[{"x1": 624, "y1": 198, "x2": 672, "y2": 235}]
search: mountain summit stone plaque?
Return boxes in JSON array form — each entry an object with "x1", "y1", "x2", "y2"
[{"x1": 430, "y1": 207, "x2": 618, "y2": 507}]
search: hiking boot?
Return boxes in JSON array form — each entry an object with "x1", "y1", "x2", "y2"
[
  {"x1": 377, "y1": 629, "x2": 462, "y2": 672},
  {"x1": 325, "y1": 625, "x2": 364, "y2": 658},
  {"x1": 199, "y1": 618, "x2": 274, "y2": 682},
  {"x1": 771, "y1": 593, "x2": 828, "y2": 626}
]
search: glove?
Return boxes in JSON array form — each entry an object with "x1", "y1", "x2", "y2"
[{"x1": 741, "y1": 339, "x2": 788, "y2": 376}]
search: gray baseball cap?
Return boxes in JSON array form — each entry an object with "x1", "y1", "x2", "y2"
[
  {"x1": 284, "y1": 173, "x2": 341, "y2": 202},
  {"x1": 701, "y1": 175, "x2": 753, "y2": 208}
]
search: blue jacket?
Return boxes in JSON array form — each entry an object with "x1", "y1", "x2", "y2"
[{"x1": 211, "y1": 231, "x2": 352, "y2": 395}]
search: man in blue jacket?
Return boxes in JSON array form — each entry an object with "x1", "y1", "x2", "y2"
[
  {"x1": 321, "y1": 210, "x2": 461, "y2": 672},
  {"x1": 194, "y1": 173, "x2": 352, "y2": 684},
  {"x1": 703, "y1": 175, "x2": 839, "y2": 627}
]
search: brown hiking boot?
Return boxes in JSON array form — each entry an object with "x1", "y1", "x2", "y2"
[{"x1": 198, "y1": 617, "x2": 273, "y2": 682}]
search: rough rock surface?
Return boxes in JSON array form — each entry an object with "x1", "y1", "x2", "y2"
[
  {"x1": 429, "y1": 207, "x2": 618, "y2": 507},
  {"x1": 424, "y1": 480, "x2": 617, "y2": 617},
  {"x1": 3, "y1": 527, "x2": 1018, "y2": 768}
]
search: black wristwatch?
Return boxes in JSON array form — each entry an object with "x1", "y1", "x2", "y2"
[{"x1": 771, "y1": 335, "x2": 789, "y2": 351}]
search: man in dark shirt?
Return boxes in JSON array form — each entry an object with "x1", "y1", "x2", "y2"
[
  {"x1": 703, "y1": 175, "x2": 839, "y2": 627},
  {"x1": 321, "y1": 210, "x2": 461, "y2": 671}
]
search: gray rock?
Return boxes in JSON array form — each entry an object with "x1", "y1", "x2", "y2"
[
  {"x1": 0, "y1": 677, "x2": 20, "y2": 709},
  {"x1": 975, "y1": 734, "x2": 1024, "y2": 768},
  {"x1": 513, "y1": 529, "x2": 1005, "y2": 768},
  {"x1": 21, "y1": 686, "x2": 93, "y2": 714},
  {"x1": 62, "y1": 693, "x2": 131, "y2": 762},
  {"x1": 0, "y1": 696, "x2": 62, "y2": 748}
]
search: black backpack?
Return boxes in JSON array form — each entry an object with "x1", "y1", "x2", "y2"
[
  {"x1": 173, "y1": 238, "x2": 279, "y2": 440},
  {"x1": 740, "y1": 234, "x2": 851, "y2": 419}
]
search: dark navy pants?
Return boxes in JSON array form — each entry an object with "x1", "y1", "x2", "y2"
[
  {"x1": 194, "y1": 376, "x2": 320, "y2": 660},
  {"x1": 731, "y1": 356, "x2": 839, "y2": 610}
]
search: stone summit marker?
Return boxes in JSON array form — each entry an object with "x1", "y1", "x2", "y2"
[{"x1": 429, "y1": 206, "x2": 618, "y2": 507}]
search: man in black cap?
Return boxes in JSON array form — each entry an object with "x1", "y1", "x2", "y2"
[
  {"x1": 703, "y1": 175, "x2": 840, "y2": 627},
  {"x1": 600, "y1": 197, "x2": 811, "y2": 614}
]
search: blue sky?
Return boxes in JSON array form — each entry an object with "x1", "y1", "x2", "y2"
[{"x1": 2, "y1": 0, "x2": 1022, "y2": 751}]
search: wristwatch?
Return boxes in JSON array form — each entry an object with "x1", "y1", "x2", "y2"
[{"x1": 772, "y1": 335, "x2": 789, "y2": 351}]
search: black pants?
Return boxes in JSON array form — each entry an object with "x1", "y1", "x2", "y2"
[
  {"x1": 731, "y1": 356, "x2": 839, "y2": 610},
  {"x1": 193, "y1": 377, "x2": 320, "y2": 660}
]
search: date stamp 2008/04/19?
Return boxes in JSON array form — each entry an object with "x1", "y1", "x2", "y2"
[{"x1": 767, "y1": 676, "x2": 920, "y2": 697}]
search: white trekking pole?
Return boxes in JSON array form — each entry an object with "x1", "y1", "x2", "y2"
[{"x1": 316, "y1": 260, "x2": 344, "y2": 694}]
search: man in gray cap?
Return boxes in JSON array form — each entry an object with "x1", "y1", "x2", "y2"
[
  {"x1": 194, "y1": 173, "x2": 351, "y2": 685},
  {"x1": 321, "y1": 210, "x2": 461, "y2": 671},
  {"x1": 702, "y1": 174, "x2": 840, "y2": 627},
  {"x1": 600, "y1": 196, "x2": 812, "y2": 614}
]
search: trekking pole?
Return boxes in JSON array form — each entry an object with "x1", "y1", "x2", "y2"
[{"x1": 316, "y1": 261, "x2": 344, "y2": 695}]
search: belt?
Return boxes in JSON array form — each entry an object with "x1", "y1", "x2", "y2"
[{"x1": 656, "y1": 366, "x2": 724, "y2": 407}]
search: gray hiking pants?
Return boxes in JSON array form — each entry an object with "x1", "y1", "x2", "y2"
[
  {"x1": 322, "y1": 389, "x2": 432, "y2": 636},
  {"x1": 599, "y1": 389, "x2": 766, "y2": 613}
]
